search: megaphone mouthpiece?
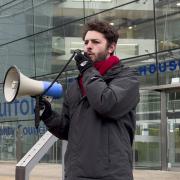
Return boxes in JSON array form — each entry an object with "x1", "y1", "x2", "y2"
[{"x1": 73, "y1": 49, "x2": 84, "y2": 54}]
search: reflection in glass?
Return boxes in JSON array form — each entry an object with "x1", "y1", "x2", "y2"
[
  {"x1": 0, "y1": 0, "x2": 33, "y2": 44},
  {"x1": 155, "y1": 0, "x2": 180, "y2": 51},
  {"x1": 167, "y1": 92, "x2": 180, "y2": 168},
  {"x1": 135, "y1": 90, "x2": 161, "y2": 169}
]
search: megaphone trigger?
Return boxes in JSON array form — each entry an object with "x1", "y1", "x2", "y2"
[{"x1": 73, "y1": 49, "x2": 83, "y2": 54}]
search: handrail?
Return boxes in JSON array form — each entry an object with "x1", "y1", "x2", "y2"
[
  {"x1": 15, "y1": 131, "x2": 58, "y2": 180},
  {"x1": 140, "y1": 83, "x2": 180, "y2": 92}
]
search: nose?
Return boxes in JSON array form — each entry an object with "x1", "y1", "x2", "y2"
[{"x1": 85, "y1": 41, "x2": 92, "y2": 50}]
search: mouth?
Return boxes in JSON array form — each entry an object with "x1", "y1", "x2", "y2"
[
  {"x1": 88, "y1": 54, "x2": 94, "y2": 60},
  {"x1": 87, "y1": 53, "x2": 93, "y2": 57},
  {"x1": 85, "y1": 51, "x2": 95, "y2": 60}
]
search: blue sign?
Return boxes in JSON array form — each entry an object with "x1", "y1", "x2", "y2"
[
  {"x1": 138, "y1": 59, "x2": 180, "y2": 76},
  {"x1": 0, "y1": 127, "x2": 14, "y2": 136},
  {"x1": 0, "y1": 97, "x2": 35, "y2": 119},
  {"x1": 0, "y1": 125, "x2": 47, "y2": 136}
]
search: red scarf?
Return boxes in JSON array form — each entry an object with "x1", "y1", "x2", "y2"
[{"x1": 79, "y1": 55, "x2": 120, "y2": 96}]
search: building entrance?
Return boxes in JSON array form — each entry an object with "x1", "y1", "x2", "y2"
[
  {"x1": 167, "y1": 92, "x2": 180, "y2": 169},
  {"x1": 140, "y1": 83, "x2": 180, "y2": 171}
]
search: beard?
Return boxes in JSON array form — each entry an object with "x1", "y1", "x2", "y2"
[{"x1": 92, "y1": 50, "x2": 109, "y2": 62}]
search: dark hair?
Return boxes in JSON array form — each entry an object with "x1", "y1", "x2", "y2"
[{"x1": 82, "y1": 20, "x2": 119, "y2": 46}]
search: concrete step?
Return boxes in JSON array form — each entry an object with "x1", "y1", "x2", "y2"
[{"x1": 1, "y1": 162, "x2": 180, "y2": 180}]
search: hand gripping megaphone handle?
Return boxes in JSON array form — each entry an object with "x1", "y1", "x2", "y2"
[{"x1": 34, "y1": 96, "x2": 53, "y2": 129}]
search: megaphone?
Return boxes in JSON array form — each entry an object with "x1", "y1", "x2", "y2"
[{"x1": 3, "y1": 65, "x2": 63, "y2": 103}]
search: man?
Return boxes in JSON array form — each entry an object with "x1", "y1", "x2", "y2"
[{"x1": 40, "y1": 20, "x2": 140, "y2": 180}]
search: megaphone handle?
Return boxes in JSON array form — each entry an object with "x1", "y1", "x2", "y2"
[{"x1": 35, "y1": 96, "x2": 41, "y2": 129}]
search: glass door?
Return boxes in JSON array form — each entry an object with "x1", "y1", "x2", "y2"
[
  {"x1": 134, "y1": 90, "x2": 161, "y2": 169},
  {"x1": 167, "y1": 92, "x2": 180, "y2": 169}
]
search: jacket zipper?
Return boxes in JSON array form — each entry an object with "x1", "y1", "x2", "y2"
[{"x1": 108, "y1": 126, "x2": 111, "y2": 163}]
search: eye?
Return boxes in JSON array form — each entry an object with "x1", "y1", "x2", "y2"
[
  {"x1": 92, "y1": 40, "x2": 100, "y2": 44},
  {"x1": 84, "y1": 40, "x2": 89, "y2": 45}
]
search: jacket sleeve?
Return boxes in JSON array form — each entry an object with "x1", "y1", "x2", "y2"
[
  {"x1": 43, "y1": 93, "x2": 70, "y2": 140},
  {"x1": 82, "y1": 66, "x2": 140, "y2": 120}
]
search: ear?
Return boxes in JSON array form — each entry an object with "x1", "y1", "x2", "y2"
[{"x1": 108, "y1": 43, "x2": 116, "y2": 54}]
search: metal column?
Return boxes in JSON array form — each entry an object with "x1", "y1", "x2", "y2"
[{"x1": 160, "y1": 91, "x2": 168, "y2": 170}]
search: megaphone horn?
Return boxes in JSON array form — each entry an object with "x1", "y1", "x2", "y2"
[{"x1": 3, "y1": 66, "x2": 63, "y2": 103}]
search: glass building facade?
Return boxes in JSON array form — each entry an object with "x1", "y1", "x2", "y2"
[{"x1": 0, "y1": 0, "x2": 180, "y2": 171}]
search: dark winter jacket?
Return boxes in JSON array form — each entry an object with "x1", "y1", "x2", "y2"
[{"x1": 43, "y1": 62, "x2": 140, "y2": 180}]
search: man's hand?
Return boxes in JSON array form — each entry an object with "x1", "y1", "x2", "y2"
[
  {"x1": 35, "y1": 96, "x2": 52, "y2": 121},
  {"x1": 74, "y1": 52, "x2": 93, "y2": 74}
]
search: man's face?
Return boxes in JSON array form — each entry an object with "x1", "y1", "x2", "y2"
[{"x1": 84, "y1": 31, "x2": 116, "y2": 62}]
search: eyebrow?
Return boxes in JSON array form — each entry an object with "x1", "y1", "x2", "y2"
[{"x1": 84, "y1": 38, "x2": 101, "y2": 41}]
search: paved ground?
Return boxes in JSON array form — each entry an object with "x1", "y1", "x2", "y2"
[{"x1": 1, "y1": 162, "x2": 180, "y2": 180}]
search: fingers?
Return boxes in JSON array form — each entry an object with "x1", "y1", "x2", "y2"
[{"x1": 74, "y1": 53, "x2": 84, "y2": 62}]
